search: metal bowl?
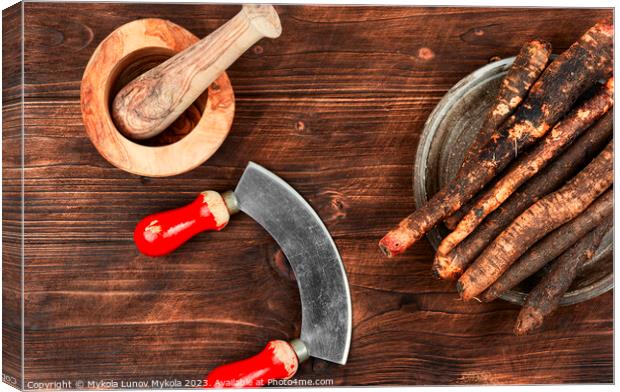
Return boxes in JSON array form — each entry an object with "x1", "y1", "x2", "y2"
[{"x1": 413, "y1": 57, "x2": 613, "y2": 306}]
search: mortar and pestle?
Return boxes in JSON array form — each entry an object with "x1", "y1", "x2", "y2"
[{"x1": 81, "y1": 4, "x2": 281, "y2": 177}]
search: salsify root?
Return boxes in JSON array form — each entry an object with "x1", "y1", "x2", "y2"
[
  {"x1": 379, "y1": 22, "x2": 613, "y2": 257},
  {"x1": 435, "y1": 78, "x2": 613, "y2": 265},
  {"x1": 457, "y1": 141, "x2": 613, "y2": 301},
  {"x1": 514, "y1": 216, "x2": 612, "y2": 335},
  {"x1": 481, "y1": 189, "x2": 613, "y2": 302},
  {"x1": 444, "y1": 39, "x2": 552, "y2": 230},
  {"x1": 432, "y1": 110, "x2": 612, "y2": 280}
]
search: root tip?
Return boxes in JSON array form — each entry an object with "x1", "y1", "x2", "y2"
[
  {"x1": 379, "y1": 227, "x2": 417, "y2": 257},
  {"x1": 514, "y1": 307, "x2": 543, "y2": 336},
  {"x1": 378, "y1": 242, "x2": 393, "y2": 257},
  {"x1": 514, "y1": 321, "x2": 531, "y2": 336},
  {"x1": 455, "y1": 280, "x2": 476, "y2": 301},
  {"x1": 432, "y1": 265, "x2": 461, "y2": 281},
  {"x1": 480, "y1": 290, "x2": 496, "y2": 303}
]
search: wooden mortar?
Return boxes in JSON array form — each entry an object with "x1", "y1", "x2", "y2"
[{"x1": 81, "y1": 18, "x2": 235, "y2": 177}]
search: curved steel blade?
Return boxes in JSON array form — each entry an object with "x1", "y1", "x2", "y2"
[{"x1": 234, "y1": 162, "x2": 352, "y2": 365}]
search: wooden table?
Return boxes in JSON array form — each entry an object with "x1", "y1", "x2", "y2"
[{"x1": 3, "y1": 2, "x2": 612, "y2": 387}]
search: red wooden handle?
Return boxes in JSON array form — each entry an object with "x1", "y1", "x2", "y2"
[
  {"x1": 205, "y1": 340, "x2": 300, "y2": 388},
  {"x1": 134, "y1": 191, "x2": 236, "y2": 257}
]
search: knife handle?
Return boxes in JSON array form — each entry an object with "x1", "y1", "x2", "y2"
[
  {"x1": 134, "y1": 191, "x2": 239, "y2": 257},
  {"x1": 205, "y1": 340, "x2": 308, "y2": 388}
]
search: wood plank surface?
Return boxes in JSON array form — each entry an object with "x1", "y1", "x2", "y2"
[
  {"x1": 6, "y1": 2, "x2": 614, "y2": 386},
  {"x1": 3, "y1": 2, "x2": 24, "y2": 389}
]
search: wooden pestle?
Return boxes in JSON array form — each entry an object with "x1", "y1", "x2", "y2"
[{"x1": 112, "y1": 4, "x2": 281, "y2": 140}]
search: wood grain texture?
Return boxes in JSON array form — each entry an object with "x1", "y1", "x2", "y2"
[
  {"x1": 5, "y1": 2, "x2": 613, "y2": 387},
  {"x1": 2, "y1": 2, "x2": 24, "y2": 389}
]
